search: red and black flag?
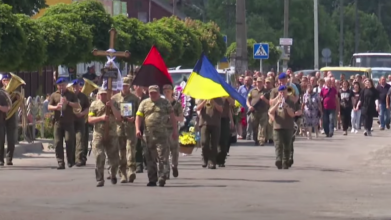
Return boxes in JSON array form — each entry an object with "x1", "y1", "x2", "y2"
[{"x1": 132, "y1": 46, "x2": 173, "y2": 88}]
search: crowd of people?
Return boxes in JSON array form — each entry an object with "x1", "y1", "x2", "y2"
[{"x1": 234, "y1": 68, "x2": 390, "y2": 146}]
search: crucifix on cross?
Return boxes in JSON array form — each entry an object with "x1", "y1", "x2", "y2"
[
  {"x1": 92, "y1": 28, "x2": 131, "y2": 96},
  {"x1": 92, "y1": 28, "x2": 131, "y2": 141}
]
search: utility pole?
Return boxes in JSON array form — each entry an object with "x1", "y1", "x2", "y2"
[
  {"x1": 354, "y1": 0, "x2": 359, "y2": 53},
  {"x1": 283, "y1": 0, "x2": 289, "y2": 71},
  {"x1": 235, "y1": 0, "x2": 248, "y2": 75},
  {"x1": 339, "y1": 0, "x2": 344, "y2": 66},
  {"x1": 314, "y1": 0, "x2": 319, "y2": 70},
  {"x1": 173, "y1": 0, "x2": 177, "y2": 16}
]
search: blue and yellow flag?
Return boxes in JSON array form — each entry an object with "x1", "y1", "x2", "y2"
[{"x1": 183, "y1": 54, "x2": 247, "y2": 108}]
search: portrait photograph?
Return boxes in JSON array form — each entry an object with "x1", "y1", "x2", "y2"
[{"x1": 120, "y1": 102, "x2": 134, "y2": 117}]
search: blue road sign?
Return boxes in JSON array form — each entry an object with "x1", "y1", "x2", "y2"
[
  {"x1": 223, "y1": 35, "x2": 227, "y2": 44},
  {"x1": 253, "y1": 43, "x2": 269, "y2": 59}
]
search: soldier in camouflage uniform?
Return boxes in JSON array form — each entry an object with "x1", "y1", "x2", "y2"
[
  {"x1": 265, "y1": 77, "x2": 274, "y2": 144},
  {"x1": 246, "y1": 77, "x2": 270, "y2": 146},
  {"x1": 162, "y1": 84, "x2": 184, "y2": 179},
  {"x1": 268, "y1": 85, "x2": 301, "y2": 169},
  {"x1": 135, "y1": 85, "x2": 178, "y2": 187},
  {"x1": 112, "y1": 77, "x2": 140, "y2": 183},
  {"x1": 88, "y1": 88, "x2": 122, "y2": 187}
]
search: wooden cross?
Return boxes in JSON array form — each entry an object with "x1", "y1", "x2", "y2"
[{"x1": 92, "y1": 28, "x2": 131, "y2": 141}]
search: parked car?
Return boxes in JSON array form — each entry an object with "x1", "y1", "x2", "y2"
[
  {"x1": 294, "y1": 69, "x2": 318, "y2": 77},
  {"x1": 370, "y1": 67, "x2": 391, "y2": 86},
  {"x1": 319, "y1": 67, "x2": 371, "y2": 80}
]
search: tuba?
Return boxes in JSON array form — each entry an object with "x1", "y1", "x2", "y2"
[
  {"x1": 81, "y1": 78, "x2": 99, "y2": 121},
  {"x1": 81, "y1": 78, "x2": 99, "y2": 96},
  {"x1": 66, "y1": 82, "x2": 82, "y2": 114},
  {"x1": 5, "y1": 73, "x2": 26, "y2": 120}
]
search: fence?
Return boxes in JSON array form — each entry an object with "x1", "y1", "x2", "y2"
[{"x1": 14, "y1": 95, "x2": 47, "y2": 144}]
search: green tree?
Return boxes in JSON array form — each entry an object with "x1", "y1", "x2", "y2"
[
  {"x1": 184, "y1": 18, "x2": 225, "y2": 65},
  {"x1": 147, "y1": 21, "x2": 184, "y2": 66},
  {"x1": 1, "y1": 0, "x2": 47, "y2": 16},
  {"x1": 0, "y1": 3, "x2": 27, "y2": 71},
  {"x1": 16, "y1": 14, "x2": 47, "y2": 71},
  {"x1": 37, "y1": 17, "x2": 72, "y2": 66},
  {"x1": 113, "y1": 15, "x2": 154, "y2": 65},
  {"x1": 41, "y1": 13, "x2": 94, "y2": 66},
  {"x1": 332, "y1": 3, "x2": 390, "y2": 64},
  {"x1": 43, "y1": 0, "x2": 113, "y2": 59},
  {"x1": 156, "y1": 16, "x2": 202, "y2": 67}
]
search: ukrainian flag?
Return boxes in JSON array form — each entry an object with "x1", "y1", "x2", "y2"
[{"x1": 183, "y1": 54, "x2": 247, "y2": 108}]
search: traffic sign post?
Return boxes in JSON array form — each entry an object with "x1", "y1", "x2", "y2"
[
  {"x1": 253, "y1": 43, "x2": 269, "y2": 72},
  {"x1": 321, "y1": 48, "x2": 332, "y2": 67}
]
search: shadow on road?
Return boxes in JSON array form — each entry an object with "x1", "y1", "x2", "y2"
[
  {"x1": 180, "y1": 177, "x2": 299, "y2": 183},
  {"x1": 292, "y1": 166, "x2": 347, "y2": 173}
]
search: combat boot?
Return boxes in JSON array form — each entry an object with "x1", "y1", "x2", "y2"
[
  {"x1": 275, "y1": 161, "x2": 282, "y2": 169},
  {"x1": 96, "y1": 181, "x2": 104, "y2": 187},
  {"x1": 111, "y1": 177, "x2": 117, "y2": 185},
  {"x1": 147, "y1": 182, "x2": 157, "y2": 187},
  {"x1": 158, "y1": 178, "x2": 166, "y2": 187},
  {"x1": 57, "y1": 162, "x2": 65, "y2": 170},
  {"x1": 128, "y1": 173, "x2": 136, "y2": 183},
  {"x1": 120, "y1": 176, "x2": 127, "y2": 184},
  {"x1": 172, "y1": 167, "x2": 179, "y2": 177}
]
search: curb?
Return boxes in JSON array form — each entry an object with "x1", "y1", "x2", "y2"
[{"x1": 8, "y1": 142, "x2": 44, "y2": 157}]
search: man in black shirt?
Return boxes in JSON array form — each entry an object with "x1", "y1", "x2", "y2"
[
  {"x1": 376, "y1": 76, "x2": 391, "y2": 129},
  {"x1": 82, "y1": 65, "x2": 99, "y2": 85}
]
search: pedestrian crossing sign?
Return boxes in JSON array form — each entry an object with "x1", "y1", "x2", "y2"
[{"x1": 253, "y1": 43, "x2": 269, "y2": 59}]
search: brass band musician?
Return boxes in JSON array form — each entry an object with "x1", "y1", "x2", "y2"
[
  {"x1": 48, "y1": 77, "x2": 80, "y2": 170},
  {"x1": 0, "y1": 73, "x2": 12, "y2": 166},
  {"x1": 0, "y1": 73, "x2": 22, "y2": 166}
]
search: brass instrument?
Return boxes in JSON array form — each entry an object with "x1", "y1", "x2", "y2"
[
  {"x1": 287, "y1": 86, "x2": 296, "y2": 96},
  {"x1": 81, "y1": 78, "x2": 99, "y2": 96},
  {"x1": 5, "y1": 73, "x2": 26, "y2": 120},
  {"x1": 81, "y1": 78, "x2": 99, "y2": 122},
  {"x1": 205, "y1": 100, "x2": 213, "y2": 108},
  {"x1": 60, "y1": 88, "x2": 64, "y2": 117},
  {"x1": 65, "y1": 83, "x2": 81, "y2": 114}
]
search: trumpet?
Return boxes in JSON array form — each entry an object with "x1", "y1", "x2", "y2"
[
  {"x1": 205, "y1": 100, "x2": 213, "y2": 108},
  {"x1": 60, "y1": 89, "x2": 64, "y2": 117},
  {"x1": 279, "y1": 97, "x2": 285, "y2": 110}
]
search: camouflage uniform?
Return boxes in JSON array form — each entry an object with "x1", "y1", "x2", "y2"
[
  {"x1": 89, "y1": 91, "x2": 120, "y2": 185},
  {"x1": 111, "y1": 77, "x2": 139, "y2": 183},
  {"x1": 136, "y1": 86, "x2": 172, "y2": 185},
  {"x1": 265, "y1": 78, "x2": 274, "y2": 142},
  {"x1": 247, "y1": 86, "x2": 270, "y2": 145},
  {"x1": 165, "y1": 99, "x2": 183, "y2": 177}
]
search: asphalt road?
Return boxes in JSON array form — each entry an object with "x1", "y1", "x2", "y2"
[{"x1": 1, "y1": 128, "x2": 391, "y2": 220}]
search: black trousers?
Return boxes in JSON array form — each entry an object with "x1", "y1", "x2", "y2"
[
  {"x1": 363, "y1": 114, "x2": 373, "y2": 130},
  {"x1": 341, "y1": 108, "x2": 352, "y2": 131},
  {"x1": 217, "y1": 118, "x2": 230, "y2": 165},
  {"x1": 201, "y1": 125, "x2": 221, "y2": 165}
]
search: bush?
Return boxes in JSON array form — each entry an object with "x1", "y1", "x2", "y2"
[{"x1": 36, "y1": 113, "x2": 54, "y2": 139}]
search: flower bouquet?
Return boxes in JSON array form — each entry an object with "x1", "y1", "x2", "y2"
[{"x1": 179, "y1": 129, "x2": 197, "y2": 155}]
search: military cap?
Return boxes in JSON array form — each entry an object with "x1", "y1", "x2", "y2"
[
  {"x1": 278, "y1": 85, "x2": 287, "y2": 91},
  {"x1": 265, "y1": 77, "x2": 272, "y2": 83},
  {"x1": 122, "y1": 77, "x2": 131, "y2": 86},
  {"x1": 256, "y1": 77, "x2": 263, "y2": 82},
  {"x1": 0, "y1": 73, "x2": 11, "y2": 80},
  {"x1": 56, "y1": 77, "x2": 69, "y2": 84},
  {"x1": 97, "y1": 88, "x2": 107, "y2": 95},
  {"x1": 148, "y1": 85, "x2": 159, "y2": 92}
]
